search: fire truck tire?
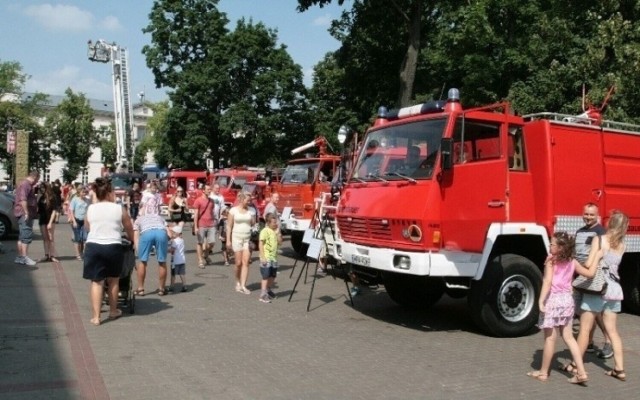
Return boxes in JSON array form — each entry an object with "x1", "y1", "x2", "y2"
[
  {"x1": 468, "y1": 254, "x2": 541, "y2": 337},
  {"x1": 621, "y1": 255, "x2": 640, "y2": 315},
  {"x1": 382, "y1": 272, "x2": 445, "y2": 309},
  {"x1": 290, "y1": 231, "x2": 308, "y2": 257}
]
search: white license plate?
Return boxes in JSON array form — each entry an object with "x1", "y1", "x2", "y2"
[{"x1": 351, "y1": 254, "x2": 370, "y2": 267}]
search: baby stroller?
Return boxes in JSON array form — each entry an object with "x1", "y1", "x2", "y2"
[{"x1": 104, "y1": 239, "x2": 137, "y2": 314}]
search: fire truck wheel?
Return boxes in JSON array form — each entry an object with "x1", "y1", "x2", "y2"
[
  {"x1": 620, "y1": 254, "x2": 640, "y2": 315},
  {"x1": 468, "y1": 254, "x2": 541, "y2": 337},
  {"x1": 382, "y1": 272, "x2": 445, "y2": 309},
  {"x1": 290, "y1": 231, "x2": 308, "y2": 257}
]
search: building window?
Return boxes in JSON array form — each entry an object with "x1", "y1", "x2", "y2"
[
  {"x1": 136, "y1": 126, "x2": 146, "y2": 141},
  {"x1": 82, "y1": 168, "x2": 89, "y2": 184},
  {"x1": 43, "y1": 168, "x2": 50, "y2": 183}
]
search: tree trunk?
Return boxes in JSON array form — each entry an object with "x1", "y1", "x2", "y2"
[{"x1": 397, "y1": 0, "x2": 422, "y2": 107}]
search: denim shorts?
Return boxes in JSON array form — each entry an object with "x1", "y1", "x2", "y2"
[
  {"x1": 138, "y1": 228, "x2": 168, "y2": 263},
  {"x1": 197, "y1": 227, "x2": 217, "y2": 245},
  {"x1": 260, "y1": 260, "x2": 278, "y2": 279},
  {"x1": 172, "y1": 263, "x2": 185, "y2": 276},
  {"x1": 18, "y1": 215, "x2": 34, "y2": 244},
  {"x1": 72, "y1": 220, "x2": 87, "y2": 243},
  {"x1": 580, "y1": 292, "x2": 621, "y2": 313}
]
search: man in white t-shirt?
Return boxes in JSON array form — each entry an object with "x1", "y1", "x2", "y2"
[
  {"x1": 140, "y1": 181, "x2": 162, "y2": 216},
  {"x1": 209, "y1": 183, "x2": 225, "y2": 221}
]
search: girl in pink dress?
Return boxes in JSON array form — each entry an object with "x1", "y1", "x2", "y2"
[{"x1": 527, "y1": 232, "x2": 588, "y2": 384}]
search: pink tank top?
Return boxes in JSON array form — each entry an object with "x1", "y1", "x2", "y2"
[{"x1": 551, "y1": 259, "x2": 575, "y2": 293}]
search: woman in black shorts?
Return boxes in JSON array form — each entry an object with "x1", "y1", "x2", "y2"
[
  {"x1": 83, "y1": 177, "x2": 135, "y2": 326},
  {"x1": 169, "y1": 186, "x2": 188, "y2": 227}
]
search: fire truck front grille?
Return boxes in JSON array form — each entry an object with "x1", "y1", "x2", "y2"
[{"x1": 337, "y1": 216, "x2": 390, "y2": 241}]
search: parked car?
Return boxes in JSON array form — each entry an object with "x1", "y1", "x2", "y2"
[{"x1": 0, "y1": 192, "x2": 18, "y2": 240}]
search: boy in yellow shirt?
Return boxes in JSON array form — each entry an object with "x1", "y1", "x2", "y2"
[{"x1": 258, "y1": 213, "x2": 282, "y2": 303}]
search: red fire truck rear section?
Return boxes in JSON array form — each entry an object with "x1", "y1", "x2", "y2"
[{"x1": 335, "y1": 89, "x2": 640, "y2": 337}]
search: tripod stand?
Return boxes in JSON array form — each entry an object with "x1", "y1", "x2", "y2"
[{"x1": 288, "y1": 195, "x2": 354, "y2": 311}]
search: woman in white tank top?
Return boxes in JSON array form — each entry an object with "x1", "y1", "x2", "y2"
[
  {"x1": 83, "y1": 177, "x2": 134, "y2": 326},
  {"x1": 226, "y1": 192, "x2": 255, "y2": 294}
]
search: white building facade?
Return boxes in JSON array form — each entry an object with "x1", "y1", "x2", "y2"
[{"x1": 2, "y1": 93, "x2": 154, "y2": 184}]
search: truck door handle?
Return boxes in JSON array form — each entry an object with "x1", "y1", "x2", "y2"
[{"x1": 488, "y1": 200, "x2": 505, "y2": 208}]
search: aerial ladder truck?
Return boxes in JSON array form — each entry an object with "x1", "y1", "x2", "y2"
[{"x1": 87, "y1": 39, "x2": 134, "y2": 172}]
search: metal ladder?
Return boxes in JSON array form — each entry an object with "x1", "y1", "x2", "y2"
[{"x1": 119, "y1": 48, "x2": 134, "y2": 167}]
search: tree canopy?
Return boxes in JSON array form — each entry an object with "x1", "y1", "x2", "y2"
[{"x1": 143, "y1": 0, "x2": 312, "y2": 169}]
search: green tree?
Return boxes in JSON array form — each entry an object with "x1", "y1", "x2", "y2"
[
  {"x1": 143, "y1": 0, "x2": 311, "y2": 169},
  {"x1": 44, "y1": 88, "x2": 97, "y2": 183},
  {"x1": 0, "y1": 60, "x2": 53, "y2": 179},
  {"x1": 96, "y1": 124, "x2": 117, "y2": 170}
]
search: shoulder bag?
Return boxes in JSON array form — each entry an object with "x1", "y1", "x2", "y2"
[
  {"x1": 572, "y1": 235, "x2": 608, "y2": 295},
  {"x1": 572, "y1": 260, "x2": 608, "y2": 295}
]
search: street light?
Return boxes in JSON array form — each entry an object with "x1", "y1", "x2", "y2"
[{"x1": 337, "y1": 125, "x2": 348, "y2": 145}]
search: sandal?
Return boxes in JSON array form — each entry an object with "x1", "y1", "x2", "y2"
[
  {"x1": 76, "y1": 255, "x2": 82, "y2": 261},
  {"x1": 39, "y1": 255, "x2": 51, "y2": 263},
  {"x1": 559, "y1": 361, "x2": 577, "y2": 375},
  {"x1": 157, "y1": 288, "x2": 167, "y2": 296},
  {"x1": 50, "y1": 257, "x2": 60, "y2": 263},
  {"x1": 605, "y1": 369, "x2": 626, "y2": 381},
  {"x1": 198, "y1": 262, "x2": 205, "y2": 269},
  {"x1": 89, "y1": 318, "x2": 101, "y2": 326},
  {"x1": 108, "y1": 309, "x2": 123, "y2": 320},
  {"x1": 526, "y1": 371, "x2": 548, "y2": 382},
  {"x1": 568, "y1": 373, "x2": 589, "y2": 385},
  {"x1": 134, "y1": 288, "x2": 145, "y2": 297}
]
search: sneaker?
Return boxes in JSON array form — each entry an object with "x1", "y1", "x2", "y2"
[
  {"x1": 224, "y1": 261, "x2": 230, "y2": 266},
  {"x1": 598, "y1": 342, "x2": 613, "y2": 359},
  {"x1": 267, "y1": 290, "x2": 276, "y2": 299},
  {"x1": 22, "y1": 256, "x2": 37, "y2": 266},
  {"x1": 259, "y1": 294, "x2": 271, "y2": 303},
  {"x1": 350, "y1": 286, "x2": 361, "y2": 297},
  {"x1": 14, "y1": 256, "x2": 25, "y2": 265},
  {"x1": 586, "y1": 342, "x2": 596, "y2": 353}
]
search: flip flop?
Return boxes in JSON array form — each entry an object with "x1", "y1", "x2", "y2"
[
  {"x1": 89, "y1": 318, "x2": 101, "y2": 326},
  {"x1": 108, "y1": 309, "x2": 123, "y2": 320}
]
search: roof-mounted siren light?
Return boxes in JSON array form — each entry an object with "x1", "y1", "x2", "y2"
[
  {"x1": 445, "y1": 88, "x2": 462, "y2": 112},
  {"x1": 374, "y1": 106, "x2": 389, "y2": 127}
]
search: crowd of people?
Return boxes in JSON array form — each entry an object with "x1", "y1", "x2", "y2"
[{"x1": 11, "y1": 171, "x2": 286, "y2": 323}]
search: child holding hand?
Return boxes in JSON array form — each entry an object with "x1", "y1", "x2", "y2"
[{"x1": 528, "y1": 232, "x2": 588, "y2": 384}]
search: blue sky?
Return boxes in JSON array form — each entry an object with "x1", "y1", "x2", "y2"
[{"x1": 0, "y1": 0, "x2": 350, "y2": 102}]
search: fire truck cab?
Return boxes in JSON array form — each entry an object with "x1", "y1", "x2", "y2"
[
  {"x1": 279, "y1": 137, "x2": 340, "y2": 255},
  {"x1": 335, "y1": 89, "x2": 640, "y2": 337},
  {"x1": 212, "y1": 168, "x2": 265, "y2": 207}
]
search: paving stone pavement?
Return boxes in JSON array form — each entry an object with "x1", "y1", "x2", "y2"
[{"x1": 1, "y1": 222, "x2": 640, "y2": 399}]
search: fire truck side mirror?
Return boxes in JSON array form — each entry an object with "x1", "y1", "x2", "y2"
[{"x1": 441, "y1": 138, "x2": 453, "y2": 171}]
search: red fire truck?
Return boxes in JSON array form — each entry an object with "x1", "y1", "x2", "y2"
[
  {"x1": 159, "y1": 170, "x2": 208, "y2": 219},
  {"x1": 211, "y1": 167, "x2": 265, "y2": 207},
  {"x1": 279, "y1": 137, "x2": 340, "y2": 255},
  {"x1": 335, "y1": 88, "x2": 640, "y2": 337}
]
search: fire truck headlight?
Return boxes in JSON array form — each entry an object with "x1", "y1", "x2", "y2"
[{"x1": 394, "y1": 255, "x2": 411, "y2": 270}]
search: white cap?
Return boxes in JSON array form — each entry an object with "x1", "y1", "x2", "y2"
[{"x1": 171, "y1": 225, "x2": 183, "y2": 234}]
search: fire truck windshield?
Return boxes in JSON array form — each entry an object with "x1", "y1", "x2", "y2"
[
  {"x1": 110, "y1": 173, "x2": 144, "y2": 191},
  {"x1": 352, "y1": 118, "x2": 447, "y2": 181},
  {"x1": 281, "y1": 162, "x2": 318, "y2": 184}
]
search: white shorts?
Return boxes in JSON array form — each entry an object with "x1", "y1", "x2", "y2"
[{"x1": 231, "y1": 236, "x2": 250, "y2": 253}]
